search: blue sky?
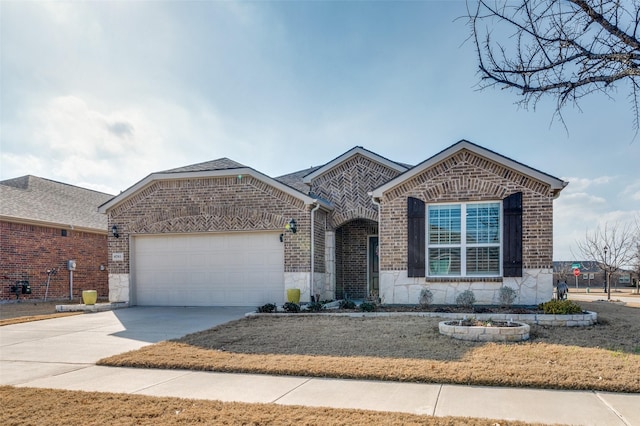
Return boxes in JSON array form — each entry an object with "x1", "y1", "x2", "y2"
[{"x1": 1, "y1": 1, "x2": 638, "y2": 261}]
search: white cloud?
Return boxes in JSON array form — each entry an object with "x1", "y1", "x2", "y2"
[
  {"x1": 561, "y1": 176, "x2": 613, "y2": 192},
  {"x1": 1, "y1": 95, "x2": 233, "y2": 194}
]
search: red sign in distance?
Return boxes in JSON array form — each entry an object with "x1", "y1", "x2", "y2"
[{"x1": 573, "y1": 269, "x2": 581, "y2": 277}]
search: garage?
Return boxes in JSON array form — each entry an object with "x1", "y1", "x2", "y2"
[{"x1": 132, "y1": 232, "x2": 284, "y2": 306}]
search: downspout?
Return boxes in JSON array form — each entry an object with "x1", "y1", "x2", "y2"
[
  {"x1": 310, "y1": 200, "x2": 321, "y2": 302},
  {"x1": 370, "y1": 193, "x2": 381, "y2": 301}
]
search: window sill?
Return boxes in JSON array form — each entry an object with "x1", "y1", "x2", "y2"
[{"x1": 425, "y1": 277, "x2": 503, "y2": 283}]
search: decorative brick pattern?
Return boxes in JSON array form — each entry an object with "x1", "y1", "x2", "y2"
[
  {"x1": 310, "y1": 154, "x2": 402, "y2": 228},
  {"x1": 107, "y1": 176, "x2": 313, "y2": 275},
  {"x1": 379, "y1": 149, "x2": 555, "y2": 271},
  {"x1": 1, "y1": 221, "x2": 108, "y2": 301}
]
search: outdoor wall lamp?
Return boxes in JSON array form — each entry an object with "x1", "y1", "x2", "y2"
[
  {"x1": 285, "y1": 218, "x2": 297, "y2": 234},
  {"x1": 111, "y1": 225, "x2": 120, "y2": 238}
]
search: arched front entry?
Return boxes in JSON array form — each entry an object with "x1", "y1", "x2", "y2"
[{"x1": 335, "y1": 219, "x2": 378, "y2": 300}]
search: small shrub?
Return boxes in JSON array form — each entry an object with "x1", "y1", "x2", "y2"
[
  {"x1": 359, "y1": 301, "x2": 376, "y2": 312},
  {"x1": 538, "y1": 299, "x2": 583, "y2": 314},
  {"x1": 339, "y1": 299, "x2": 357, "y2": 309},
  {"x1": 282, "y1": 302, "x2": 300, "y2": 313},
  {"x1": 257, "y1": 303, "x2": 276, "y2": 313},
  {"x1": 306, "y1": 301, "x2": 325, "y2": 312},
  {"x1": 419, "y1": 288, "x2": 433, "y2": 307},
  {"x1": 455, "y1": 290, "x2": 476, "y2": 308},
  {"x1": 498, "y1": 286, "x2": 517, "y2": 307}
]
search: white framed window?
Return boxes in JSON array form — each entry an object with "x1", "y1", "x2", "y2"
[{"x1": 427, "y1": 202, "x2": 501, "y2": 277}]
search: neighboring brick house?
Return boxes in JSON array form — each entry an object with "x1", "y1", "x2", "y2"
[
  {"x1": 99, "y1": 140, "x2": 567, "y2": 307},
  {"x1": 553, "y1": 261, "x2": 638, "y2": 290},
  {"x1": 0, "y1": 176, "x2": 112, "y2": 302}
]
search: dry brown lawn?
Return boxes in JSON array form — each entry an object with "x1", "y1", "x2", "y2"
[
  {"x1": 99, "y1": 300, "x2": 640, "y2": 393},
  {"x1": 0, "y1": 300, "x2": 81, "y2": 325},
  {"x1": 0, "y1": 386, "x2": 558, "y2": 426}
]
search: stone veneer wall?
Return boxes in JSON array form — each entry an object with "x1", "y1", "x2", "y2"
[
  {"x1": 106, "y1": 176, "x2": 314, "y2": 303},
  {"x1": 378, "y1": 149, "x2": 556, "y2": 306}
]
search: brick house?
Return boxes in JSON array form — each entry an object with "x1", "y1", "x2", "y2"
[
  {"x1": 99, "y1": 140, "x2": 567, "y2": 307},
  {"x1": 1, "y1": 176, "x2": 113, "y2": 302}
]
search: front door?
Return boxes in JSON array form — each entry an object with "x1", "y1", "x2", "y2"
[{"x1": 368, "y1": 236, "x2": 379, "y2": 298}]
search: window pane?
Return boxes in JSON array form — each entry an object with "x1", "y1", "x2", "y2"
[
  {"x1": 428, "y1": 248, "x2": 461, "y2": 275},
  {"x1": 466, "y1": 247, "x2": 500, "y2": 275},
  {"x1": 466, "y1": 203, "x2": 500, "y2": 244},
  {"x1": 428, "y1": 205, "x2": 461, "y2": 244}
]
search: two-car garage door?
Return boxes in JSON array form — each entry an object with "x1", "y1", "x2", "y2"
[{"x1": 132, "y1": 232, "x2": 284, "y2": 306}]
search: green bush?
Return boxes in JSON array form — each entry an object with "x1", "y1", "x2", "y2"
[
  {"x1": 455, "y1": 290, "x2": 476, "y2": 308},
  {"x1": 359, "y1": 301, "x2": 376, "y2": 312},
  {"x1": 282, "y1": 302, "x2": 300, "y2": 313},
  {"x1": 306, "y1": 301, "x2": 325, "y2": 312},
  {"x1": 538, "y1": 299, "x2": 583, "y2": 314},
  {"x1": 339, "y1": 299, "x2": 357, "y2": 309},
  {"x1": 498, "y1": 286, "x2": 517, "y2": 307},
  {"x1": 419, "y1": 288, "x2": 433, "y2": 307},
  {"x1": 257, "y1": 303, "x2": 276, "y2": 313}
]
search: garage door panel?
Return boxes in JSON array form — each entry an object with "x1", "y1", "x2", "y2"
[{"x1": 134, "y1": 232, "x2": 284, "y2": 306}]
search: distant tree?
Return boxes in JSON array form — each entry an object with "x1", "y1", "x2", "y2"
[
  {"x1": 468, "y1": 0, "x2": 640, "y2": 129},
  {"x1": 576, "y1": 221, "x2": 637, "y2": 300}
]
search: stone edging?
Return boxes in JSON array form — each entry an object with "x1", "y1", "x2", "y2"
[
  {"x1": 56, "y1": 302, "x2": 129, "y2": 313},
  {"x1": 247, "y1": 310, "x2": 597, "y2": 326},
  {"x1": 439, "y1": 320, "x2": 530, "y2": 342}
]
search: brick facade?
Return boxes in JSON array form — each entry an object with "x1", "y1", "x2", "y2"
[
  {"x1": 379, "y1": 149, "x2": 555, "y2": 271},
  {"x1": 108, "y1": 176, "x2": 313, "y2": 275},
  {"x1": 376, "y1": 148, "x2": 560, "y2": 305},
  {"x1": 310, "y1": 154, "x2": 403, "y2": 228},
  {"x1": 102, "y1": 142, "x2": 564, "y2": 306},
  {"x1": 335, "y1": 219, "x2": 378, "y2": 299},
  {"x1": 1, "y1": 221, "x2": 108, "y2": 301}
]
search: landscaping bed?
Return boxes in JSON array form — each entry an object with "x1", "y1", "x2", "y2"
[{"x1": 99, "y1": 300, "x2": 640, "y2": 393}]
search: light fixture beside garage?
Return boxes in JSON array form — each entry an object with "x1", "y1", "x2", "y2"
[
  {"x1": 280, "y1": 218, "x2": 297, "y2": 242},
  {"x1": 111, "y1": 225, "x2": 119, "y2": 238},
  {"x1": 285, "y1": 218, "x2": 297, "y2": 233}
]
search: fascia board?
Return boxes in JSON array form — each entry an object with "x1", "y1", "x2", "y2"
[
  {"x1": 303, "y1": 147, "x2": 408, "y2": 184},
  {"x1": 0, "y1": 215, "x2": 107, "y2": 235},
  {"x1": 98, "y1": 168, "x2": 329, "y2": 213},
  {"x1": 372, "y1": 140, "x2": 567, "y2": 198}
]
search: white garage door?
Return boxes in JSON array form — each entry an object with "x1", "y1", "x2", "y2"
[{"x1": 132, "y1": 232, "x2": 284, "y2": 306}]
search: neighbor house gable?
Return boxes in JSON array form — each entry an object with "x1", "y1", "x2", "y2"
[{"x1": 1, "y1": 175, "x2": 112, "y2": 233}]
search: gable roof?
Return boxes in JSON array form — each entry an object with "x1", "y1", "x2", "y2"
[
  {"x1": 371, "y1": 140, "x2": 567, "y2": 198},
  {"x1": 98, "y1": 159, "x2": 331, "y2": 213},
  {"x1": 0, "y1": 175, "x2": 113, "y2": 232},
  {"x1": 302, "y1": 146, "x2": 409, "y2": 184},
  {"x1": 275, "y1": 166, "x2": 321, "y2": 194}
]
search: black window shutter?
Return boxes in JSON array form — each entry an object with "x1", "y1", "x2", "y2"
[
  {"x1": 503, "y1": 192, "x2": 523, "y2": 277},
  {"x1": 407, "y1": 197, "x2": 425, "y2": 277}
]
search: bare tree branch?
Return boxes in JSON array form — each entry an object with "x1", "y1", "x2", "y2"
[
  {"x1": 575, "y1": 220, "x2": 637, "y2": 299},
  {"x1": 468, "y1": 0, "x2": 640, "y2": 131}
]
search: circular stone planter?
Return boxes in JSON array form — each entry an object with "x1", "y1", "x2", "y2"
[{"x1": 439, "y1": 320, "x2": 530, "y2": 342}]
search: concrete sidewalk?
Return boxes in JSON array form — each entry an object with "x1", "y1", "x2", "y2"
[
  {"x1": 3, "y1": 364, "x2": 638, "y2": 425},
  {"x1": 1, "y1": 307, "x2": 638, "y2": 425}
]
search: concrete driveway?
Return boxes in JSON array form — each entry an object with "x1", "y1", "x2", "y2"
[{"x1": 0, "y1": 306, "x2": 251, "y2": 385}]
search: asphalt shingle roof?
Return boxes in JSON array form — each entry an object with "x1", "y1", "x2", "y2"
[
  {"x1": 161, "y1": 158, "x2": 247, "y2": 173},
  {"x1": 0, "y1": 176, "x2": 113, "y2": 231}
]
